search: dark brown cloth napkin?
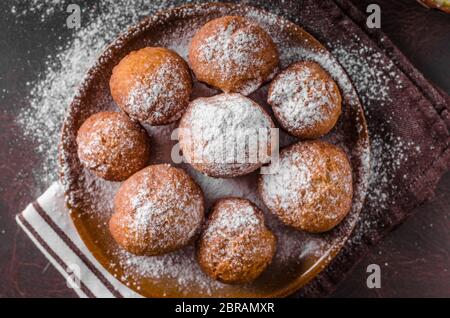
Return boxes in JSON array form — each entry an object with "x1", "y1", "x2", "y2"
[{"x1": 279, "y1": 0, "x2": 450, "y2": 297}]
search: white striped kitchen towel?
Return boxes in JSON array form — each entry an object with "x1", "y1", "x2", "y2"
[{"x1": 16, "y1": 182, "x2": 141, "y2": 298}]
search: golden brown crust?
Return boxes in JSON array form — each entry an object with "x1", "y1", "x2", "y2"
[
  {"x1": 259, "y1": 140, "x2": 353, "y2": 233},
  {"x1": 76, "y1": 111, "x2": 151, "y2": 181},
  {"x1": 197, "y1": 197, "x2": 277, "y2": 284},
  {"x1": 189, "y1": 16, "x2": 279, "y2": 95},
  {"x1": 268, "y1": 61, "x2": 341, "y2": 139},
  {"x1": 110, "y1": 164, "x2": 205, "y2": 256},
  {"x1": 110, "y1": 47, "x2": 192, "y2": 125}
]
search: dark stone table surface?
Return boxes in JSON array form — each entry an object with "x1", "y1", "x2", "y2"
[{"x1": 0, "y1": 0, "x2": 448, "y2": 297}]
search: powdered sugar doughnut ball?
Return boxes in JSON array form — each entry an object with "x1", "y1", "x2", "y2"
[
  {"x1": 197, "y1": 198, "x2": 276, "y2": 284},
  {"x1": 259, "y1": 140, "x2": 353, "y2": 233},
  {"x1": 109, "y1": 164, "x2": 204, "y2": 256},
  {"x1": 76, "y1": 111, "x2": 150, "y2": 182},
  {"x1": 189, "y1": 16, "x2": 279, "y2": 95},
  {"x1": 178, "y1": 93, "x2": 275, "y2": 178},
  {"x1": 268, "y1": 61, "x2": 341, "y2": 139},
  {"x1": 110, "y1": 47, "x2": 192, "y2": 126}
]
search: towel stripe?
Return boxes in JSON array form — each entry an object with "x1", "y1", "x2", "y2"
[
  {"x1": 32, "y1": 201, "x2": 124, "y2": 298},
  {"x1": 17, "y1": 213, "x2": 95, "y2": 298}
]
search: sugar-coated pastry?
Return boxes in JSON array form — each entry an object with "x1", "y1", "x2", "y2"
[
  {"x1": 268, "y1": 61, "x2": 341, "y2": 139},
  {"x1": 110, "y1": 47, "x2": 192, "y2": 125},
  {"x1": 197, "y1": 197, "x2": 276, "y2": 284},
  {"x1": 189, "y1": 16, "x2": 279, "y2": 95},
  {"x1": 110, "y1": 164, "x2": 205, "y2": 256},
  {"x1": 259, "y1": 140, "x2": 353, "y2": 233},
  {"x1": 178, "y1": 93, "x2": 275, "y2": 178},
  {"x1": 76, "y1": 111, "x2": 151, "y2": 181}
]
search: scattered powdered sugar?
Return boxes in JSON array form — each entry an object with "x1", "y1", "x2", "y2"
[
  {"x1": 10, "y1": 0, "x2": 61, "y2": 22},
  {"x1": 326, "y1": 37, "x2": 424, "y2": 243},
  {"x1": 329, "y1": 37, "x2": 404, "y2": 106},
  {"x1": 72, "y1": 169, "x2": 121, "y2": 215},
  {"x1": 327, "y1": 38, "x2": 420, "y2": 204},
  {"x1": 115, "y1": 245, "x2": 226, "y2": 295},
  {"x1": 268, "y1": 63, "x2": 339, "y2": 131},
  {"x1": 185, "y1": 166, "x2": 265, "y2": 208},
  {"x1": 168, "y1": 35, "x2": 192, "y2": 61},
  {"x1": 365, "y1": 132, "x2": 420, "y2": 210},
  {"x1": 15, "y1": 0, "x2": 199, "y2": 190},
  {"x1": 346, "y1": 130, "x2": 422, "y2": 247}
]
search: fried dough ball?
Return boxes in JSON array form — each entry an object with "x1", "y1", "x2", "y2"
[
  {"x1": 189, "y1": 16, "x2": 279, "y2": 95},
  {"x1": 178, "y1": 93, "x2": 275, "y2": 178},
  {"x1": 109, "y1": 164, "x2": 205, "y2": 256},
  {"x1": 197, "y1": 197, "x2": 276, "y2": 284},
  {"x1": 267, "y1": 61, "x2": 342, "y2": 139},
  {"x1": 110, "y1": 47, "x2": 192, "y2": 125},
  {"x1": 76, "y1": 111, "x2": 150, "y2": 181},
  {"x1": 259, "y1": 140, "x2": 353, "y2": 233}
]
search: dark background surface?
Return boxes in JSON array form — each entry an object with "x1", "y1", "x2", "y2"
[{"x1": 0, "y1": 0, "x2": 449, "y2": 297}]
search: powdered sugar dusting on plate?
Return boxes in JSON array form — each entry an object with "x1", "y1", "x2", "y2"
[{"x1": 114, "y1": 245, "x2": 226, "y2": 295}]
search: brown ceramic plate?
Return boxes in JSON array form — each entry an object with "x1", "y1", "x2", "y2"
[{"x1": 59, "y1": 3, "x2": 370, "y2": 297}]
